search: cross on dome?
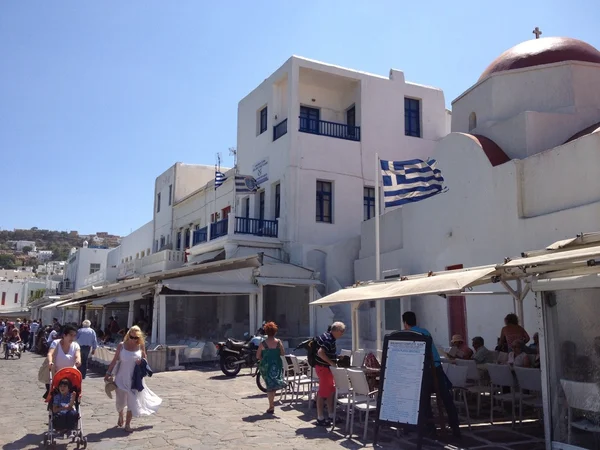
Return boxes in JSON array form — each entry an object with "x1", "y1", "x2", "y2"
[{"x1": 532, "y1": 27, "x2": 542, "y2": 39}]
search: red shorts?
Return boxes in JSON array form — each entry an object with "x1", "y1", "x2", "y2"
[{"x1": 315, "y1": 365, "x2": 335, "y2": 398}]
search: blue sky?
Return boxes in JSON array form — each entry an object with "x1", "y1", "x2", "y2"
[{"x1": 1, "y1": 1, "x2": 597, "y2": 236}]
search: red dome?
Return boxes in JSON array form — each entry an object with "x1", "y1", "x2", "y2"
[{"x1": 479, "y1": 37, "x2": 600, "y2": 82}]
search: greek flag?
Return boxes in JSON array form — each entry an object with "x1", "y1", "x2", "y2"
[
  {"x1": 214, "y1": 171, "x2": 226, "y2": 189},
  {"x1": 380, "y1": 158, "x2": 444, "y2": 207}
]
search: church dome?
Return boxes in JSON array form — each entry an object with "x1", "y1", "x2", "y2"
[{"x1": 479, "y1": 37, "x2": 600, "y2": 82}]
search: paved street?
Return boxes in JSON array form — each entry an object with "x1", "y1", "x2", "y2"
[{"x1": 1, "y1": 352, "x2": 545, "y2": 450}]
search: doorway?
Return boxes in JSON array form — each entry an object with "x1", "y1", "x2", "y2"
[{"x1": 446, "y1": 264, "x2": 468, "y2": 342}]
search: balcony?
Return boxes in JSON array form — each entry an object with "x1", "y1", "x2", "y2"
[
  {"x1": 139, "y1": 249, "x2": 185, "y2": 275},
  {"x1": 193, "y1": 226, "x2": 208, "y2": 245},
  {"x1": 210, "y1": 218, "x2": 228, "y2": 240},
  {"x1": 235, "y1": 217, "x2": 278, "y2": 238},
  {"x1": 299, "y1": 117, "x2": 360, "y2": 141},
  {"x1": 273, "y1": 118, "x2": 288, "y2": 141},
  {"x1": 56, "y1": 280, "x2": 75, "y2": 294}
]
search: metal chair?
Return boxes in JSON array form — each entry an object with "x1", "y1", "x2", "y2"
[{"x1": 347, "y1": 369, "x2": 378, "y2": 441}]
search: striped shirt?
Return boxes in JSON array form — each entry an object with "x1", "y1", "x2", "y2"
[{"x1": 315, "y1": 332, "x2": 337, "y2": 367}]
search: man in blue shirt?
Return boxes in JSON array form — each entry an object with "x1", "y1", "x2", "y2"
[
  {"x1": 76, "y1": 320, "x2": 98, "y2": 379},
  {"x1": 402, "y1": 311, "x2": 461, "y2": 438}
]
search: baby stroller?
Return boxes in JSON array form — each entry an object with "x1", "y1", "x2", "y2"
[{"x1": 44, "y1": 367, "x2": 87, "y2": 448}]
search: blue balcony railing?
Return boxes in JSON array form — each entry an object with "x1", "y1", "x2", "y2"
[
  {"x1": 192, "y1": 226, "x2": 208, "y2": 245},
  {"x1": 210, "y1": 218, "x2": 228, "y2": 240},
  {"x1": 299, "y1": 117, "x2": 360, "y2": 141},
  {"x1": 273, "y1": 118, "x2": 288, "y2": 141},
  {"x1": 235, "y1": 217, "x2": 278, "y2": 238}
]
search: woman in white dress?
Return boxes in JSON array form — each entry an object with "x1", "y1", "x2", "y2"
[
  {"x1": 104, "y1": 325, "x2": 161, "y2": 432},
  {"x1": 47, "y1": 324, "x2": 81, "y2": 375}
]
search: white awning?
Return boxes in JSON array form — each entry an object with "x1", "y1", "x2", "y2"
[
  {"x1": 311, "y1": 267, "x2": 497, "y2": 306},
  {"x1": 255, "y1": 277, "x2": 322, "y2": 287},
  {"x1": 501, "y1": 245, "x2": 600, "y2": 269},
  {"x1": 162, "y1": 267, "x2": 258, "y2": 294},
  {"x1": 186, "y1": 250, "x2": 225, "y2": 266},
  {"x1": 532, "y1": 272, "x2": 600, "y2": 291},
  {"x1": 41, "y1": 299, "x2": 73, "y2": 310},
  {"x1": 90, "y1": 289, "x2": 153, "y2": 306}
]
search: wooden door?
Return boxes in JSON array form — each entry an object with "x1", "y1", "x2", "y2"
[{"x1": 446, "y1": 264, "x2": 468, "y2": 342}]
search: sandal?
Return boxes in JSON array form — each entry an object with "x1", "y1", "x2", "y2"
[
  {"x1": 117, "y1": 415, "x2": 124, "y2": 428},
  {"x1": 124, "y1": 425, "x2": 133, "y2": 433},
  {"x1": 266, "y1": 408, "x2": 274, "y2": 414}
]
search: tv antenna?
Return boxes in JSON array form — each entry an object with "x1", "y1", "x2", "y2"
[
  {"x1": 215, "y1": 152, "x2": 222, "y2": 171},
  {"x1": 229, "y1": 147, "x2": 237, "y2": 173}
]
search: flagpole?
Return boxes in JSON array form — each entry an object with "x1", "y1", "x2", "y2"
[{"x1": 375, "y1": 153, "x2": 382, "y2": 351}]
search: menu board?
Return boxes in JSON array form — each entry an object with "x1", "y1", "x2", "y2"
[{"x1": 378, "y1": 339, "x2": 427, "y2": 425}]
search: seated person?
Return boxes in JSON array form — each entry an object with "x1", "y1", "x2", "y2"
[
  {"x1": 525, "y1": 332, "x2": 539, "y2": 354},
  {"x1": 52, "y1": 378, "x2": 78, "y2": 431},
  {"x1": 7, "y1": 328, "x2": 21, "y2": 350},
  {"x1": 447, "y1": 334, "x2": 473, "y2": 360},
  {"x1": 471, "y1": 336, "x2": 495, "y2": 364},
  {"x1": 508, "y1": 340, "x2": 530, "y2": 367}
]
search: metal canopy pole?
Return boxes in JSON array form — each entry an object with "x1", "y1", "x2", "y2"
[
  {"x1": 351, "y1": 302, "x2": 360, "y2": 352},
  {"x1": 375, "y1": 153, "x2": 382, "y2": 351}
]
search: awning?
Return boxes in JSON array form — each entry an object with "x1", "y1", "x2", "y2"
[
  {"x1": 90, "y1": 289, "x2": 153, "y2": 306},
  {"x1": 41, "y1": 298, "x2": 73, "y2": 310},
  {"x1": 311, "y1": 267, "x2": 497, "y2": 306},
  {"x1": 255, "y1": 277, "x2": 322, "y2": 287},
  {"x1": 532, "y1": 271, "x2": 600, "y2": 292},
  {"x1": 161, "y1": 267, "x2": 258, "y2": 294},
  {"x1": 501, "y1": 245, "x2": 600, "y2": 269},
  {"x1": 187, "y1": 250, "x2": 225, "y2": 266}
]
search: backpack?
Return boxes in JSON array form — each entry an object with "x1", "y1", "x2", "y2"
[{"x1": 297, "y1": 337, "x2": 320, "y2": 367}]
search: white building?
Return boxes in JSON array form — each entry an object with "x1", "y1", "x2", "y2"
[
  {"x1": 234, "y1": 55, "x2": 449, "y2": 340},
  {"x1": 0, "y1": 277, "x2": 47, "y2": 317},
  {"x1": 346, "y1": 36, "x2": 600, "y2": 449},
  {"x1": 62, "y1": 244, "x2": 111, "y2": 292},
  {"x1": 12, "y1": 240, "x2": 36, "y2": 252},
  {"x1": 106, "y1": 220, "x2": 154, "y2": 282}
]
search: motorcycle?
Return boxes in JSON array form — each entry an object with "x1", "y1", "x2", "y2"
[{"x1": 217, "y1": 327, "x2": 267, "y2": 392}]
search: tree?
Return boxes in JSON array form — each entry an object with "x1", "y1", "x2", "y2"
[
  {"x1": 0, "y1": 254, "x2": 16, "y2": 269},
  {"x1": 22, "y1": 246, "x2": 33, "y2": 253}
]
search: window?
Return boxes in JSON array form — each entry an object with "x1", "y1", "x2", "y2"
[
  {"x1": 141, "y1": 251, "x2": 145, "y2": 258},
  {"x1": 364, "y1": 187, "x2": 375, "y2": 221},
  {"x1": 404, "y1": 97, "x2": 421, "y2": 137},
  {"x1": 168, "y1": 184, "x2": 172, "y2": 205},
  {"x1": 1, "y1": 292, "x2": 5, "y2": 306},
  {"x1": 89, "y1": 263, "x2": 101, "y2": 275},
  {"x1": 154, "y1": 240, "x2": 158, "y2": 252},
  {"x1": 156, "y1": 192, "x2": 161, "y2": 213},
  {"x1": 300, "y1": 106, "x2": 320, "y2": 133},
  {"x1": 147, "y1": 248, "x2": 151, "y2": 256},
  {"x1": 259, "y1": 191, "x2": 265, "y2": 221},
  {"x1": 176, "y1": 231, "x2": 182, "y2": 250},
  {"x1": 274, "y1": 183, "x2": 281, "y2": 219},
  {"x1": 160, "y1": 236, "x2": 165, "y2": 249},
  {"x1": 222, "y1": 206, "x2": 231, "y2": 220},
  {"x1": 14, "y1": 293, "x2": 18, "y2": 304},
  {"x1": 244, "y1": 197, "x2": 250, "y2": 218},
  {"x1": 384, "y1": 275, "x2": 401, "y2": 330},
  {"x1": 316, "y1": 181, "x2": 333, "y2": 223},
  {"x1": 259, "y1": 106, "x2": 268, "y2": 134},
  {"x1": 184, "y1": 229, "x2": 190, "y2": 248},
  {"x1": 347, "y1": 105, "x2": 356, "y2": 137},
  {"x1": 469, "y1": 112, "x2": 477, "y2": 131}
]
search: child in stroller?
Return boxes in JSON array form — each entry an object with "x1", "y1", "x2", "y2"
[
  {"x1": 44, "y1": 367, "x2": 87, "y2": 448},
  {"x1": 4, "y1": 328, "x2": 22, "y2": 359}
]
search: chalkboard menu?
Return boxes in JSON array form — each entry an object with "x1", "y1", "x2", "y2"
[{"x1": 374, "y1": 331, "x2": 433, "y2": 448}]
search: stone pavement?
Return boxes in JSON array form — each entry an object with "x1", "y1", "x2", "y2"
[{"x1": 0, "y1": 352, "x2": 546, "y2": 449}]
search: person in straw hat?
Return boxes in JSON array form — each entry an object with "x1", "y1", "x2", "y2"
[{"x1": 448, "y1": 334, "x2": 473, "y2": 360}]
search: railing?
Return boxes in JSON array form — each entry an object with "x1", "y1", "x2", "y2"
[
  {"x1": 140, "y1": 250, "x2": 184, "y2": 268},
  {"x1": 298, "y1": 117, "x2": 360, "y2": 141},
  {"x1": 235, "y1": 217, "x2": 278, "y2": 238},
  {"x1": 193, "y1": 226, "x2": 208, "y2": 245},
  {"x1": 273, "y1": 118, "x2": 288, "y2": 141},
  {"x1": 210, "y1": 218, "x2": 228, "y2": 240}
]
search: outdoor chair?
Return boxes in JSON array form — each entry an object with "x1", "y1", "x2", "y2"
[
  {"x1": 329, "y1": 367, "x2": 357, "y2": 434},
  {"x1": 289, "y1": 355, "x2": 316, "y2": 406},
  {"x1": 347, "y1": 368, "x2": 378, "y2": 441},
  {"x1": 446, "y1": 364, "x2": 472, "y2": 430},
  {"x1": 456, "y1": 359, "x2": 488, "y2": 416},
  {"x1": 560, "y1": 379, "x2": 600, "y2": 445},
  {"x1": 514, "y1": 367, "x2": 543, "y2": 425},
  {"x1": 352, "y1": 349, "x2": 366, "y2": 368},
  {"x1": 487, "y1": 363, "x2": 532, "y2": 427},
  {"x1": 279, "y1": 355, "x2": 296, "y2": 403}
]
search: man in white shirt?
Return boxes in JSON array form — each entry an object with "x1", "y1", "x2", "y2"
[
  {"x1": 47, "y1": 323, "x2": 60, "y2": 344},
  {"x1": 29, "y1": 320, "x2": 40, "y2": 351}
]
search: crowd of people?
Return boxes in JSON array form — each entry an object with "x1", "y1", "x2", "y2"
[{"x1": 444, "y1": 313, "x2": 539, "y2": 368}]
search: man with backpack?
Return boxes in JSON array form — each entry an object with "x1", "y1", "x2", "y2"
[{"x1": 313, "y1": 321, "x2": 346, "y2": 426}]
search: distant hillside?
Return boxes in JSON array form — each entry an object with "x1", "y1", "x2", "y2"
[{"x1": 0, "y1": 228, "x2": 118, "y2": 269}]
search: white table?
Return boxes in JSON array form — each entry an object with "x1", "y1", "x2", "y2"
[{"x1": 168, "y1": 345, "x2": 188, "y2": 371}]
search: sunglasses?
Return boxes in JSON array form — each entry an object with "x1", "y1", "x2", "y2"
[{"x1": 130, "y1": 336, "x2": 140, "y2": 340}]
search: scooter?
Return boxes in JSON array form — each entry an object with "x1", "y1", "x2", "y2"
[{"x1": 217, "y1": 327, "x2": 267, "y2": 392}]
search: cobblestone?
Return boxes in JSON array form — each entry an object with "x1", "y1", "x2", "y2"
[{"x1": 0, "y1": 352, "x2": 545, "y2": 449}]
